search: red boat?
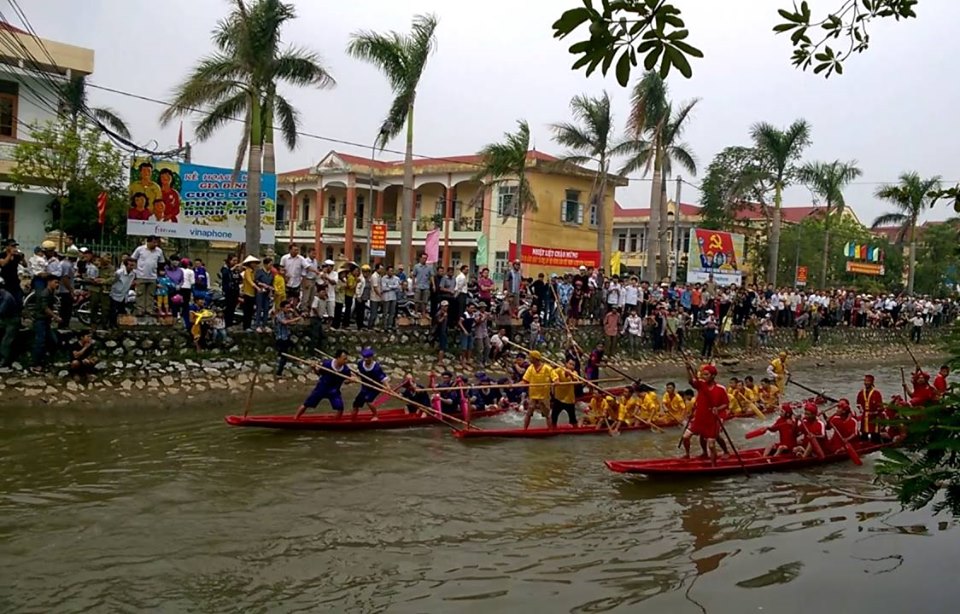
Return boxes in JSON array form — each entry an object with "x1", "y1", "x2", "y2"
[
  {"x1": 224, "y1": 407, "x2": 505, "y2": 431},
  {"x1": 604, "y1": 441, "x2": 891, "y2": 477},
  {"x1": 453, "y1": 423, "x2": 652, "y2": 439}
]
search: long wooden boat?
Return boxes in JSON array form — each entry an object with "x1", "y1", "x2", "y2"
[
  {"x1": 224, "y1": 407, "x2": 505, "y2": 431},
  {"x1": 604, "y1": 441, "x2": 892, "y2": 477}
]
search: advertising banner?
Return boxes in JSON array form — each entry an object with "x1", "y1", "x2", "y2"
[
  {"x1": 127, "y1": 158, "x2": 276, "y2": 243},
  {"x1": 846, "y1": 261, "x2": 885, "y2": 276},
  {"x1": 508, "y1": 242, "x2": 601, "y2": 269},
  {"x1": 795, "y1": 265, "x2": 808, "y2": 286},
  {"x1": 370, "y1": 223, "x2": 387, "y2": 257},
  {"x1": 686, "y1": 228, "x2": 745, "y2": 286}
]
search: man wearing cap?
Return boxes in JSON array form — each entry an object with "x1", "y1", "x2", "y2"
[
  {"x1": 0, "y1": 276, "x2": 19, "y2": 367},
  {"x1": 766, "y1": 351, "x2": 789, "y2": 394},
  {"x1": 856, "y1": 374, "x2": 884, "y2": 442},
  {"x1": 30, "y1": 274, "x2": 61, "y2": 373},
  {"x1": 794, "y1": 402, "x2": 826, "y2": 458},
  {"x1": 933, "y1": 365, "x2": 950, "y2": 397},
  {"x1": 131, "y1": 235, "x2": 164, "y2": 316},
  {"x1": 435, "y1": 370, "x2": 462, "y2": 414},
  {"x1": 295, "y1": 348, "x2": 354, "y2": 419},
  {"x1": 521, "y1": 350, "x2": 553, "y2": 429},
  {"x1": 300, "y1": 247, "x2": 319, "y2": 315},
  {"x1": 763, "y1": 403, "x2": 798, "y2": 457},
  {"x1": 318, "y1": 259, "x2": 337, "y2": 320},
  {"x1": 825, "y1": 399, "x2": 859, "y2": 454},
  {"x1": 905, "y1": 369, "x2": 937, "y2": 407},
  {"x1": 681, "y1": 363, "x2": 729, "y2": 462},
  {"x1": 551, "y1": 358, "x2": 580, "y2": 427},
  {"x1": 350, "y1": 347, "x2": 388, "y2": 420},
  {"x1": 0, "y1": 238, "x2": 24, "y2": 303}
]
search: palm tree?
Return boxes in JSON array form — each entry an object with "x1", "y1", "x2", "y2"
[
  {"x1": 872, "y1": 172, "x2": 942, "y2": 294},
  {"x1": 160, "y1": 0, "x2": 334, "y2": 251},
  {"x1": 797, "y1": 160, "x2": 862, "y2": 287},
  {"x1": 750, "y1": 120, "x2": 811, "y2": 285},
  {"x1": 60, "y1": 75, "x2": 131, "y2": 139},
  {"x1": 347, "y1": 13, "x2": 438, "y2": 268},
  {"x1": 616, "y1": 72, "x2": 698, "y2": 281},
  {"x1": 474, "y1": 120, "x2": 537, "y2": 261},
  {"x1": 550, "y1": 91, "x2": 619, "y2": 268}
]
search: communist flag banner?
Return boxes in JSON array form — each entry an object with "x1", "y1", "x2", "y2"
[{"x1": 687, "y1": 228, "x2": 745, "y2": 285}]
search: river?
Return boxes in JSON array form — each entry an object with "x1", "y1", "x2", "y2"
[{"x1": 1, "y1": 361, "x2": 957, "y2": 613}]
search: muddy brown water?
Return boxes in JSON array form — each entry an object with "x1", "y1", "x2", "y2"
[{"x1": 1, "y1": 361, "x2": 957, "y2": 613}]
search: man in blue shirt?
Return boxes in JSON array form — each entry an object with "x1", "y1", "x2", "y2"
[
  {"x1": 352, "y1": 346, "x2": 389, "y2": 420},
  {"x1": 295, "y1": 349, "x2": 354, "y2": 419}
]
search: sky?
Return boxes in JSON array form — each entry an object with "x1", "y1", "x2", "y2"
[{"x1": 22, "y1": 0, "x2": 960, "y2": 226}]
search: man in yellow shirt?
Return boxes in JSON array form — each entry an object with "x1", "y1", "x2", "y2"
[
  {"x1": 662, "y1": 382, "x2": 686, "y2": 423},
  {"x1": 550, "y1": 358, "x2": 579, "y2": 427},
  {"x1": 758, "y1": 377, "x2": 780, "y2": 412},
  {"x1": 522, "y1": 350, "x2": 553, "y2": 430},
  {"x1": 767, "y1": 351, "x2": 789, "y2": 393},
  {"x1": 727, "y1": 377, "x2": 743, "y2": 415},
  {"x1": 129, "y1": 161, "x2": 163, "y2": 205},
  {"x1": 743, "y1": 375, "x2": 760, "y2": 400}
]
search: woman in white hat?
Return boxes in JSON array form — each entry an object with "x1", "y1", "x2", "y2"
[{"x1": 240, "y1": 254, "x2": 260, "y2": 330}]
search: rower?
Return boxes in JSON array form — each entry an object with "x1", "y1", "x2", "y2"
[
  {"x1": 436, "y1": 371, "x2": 461, "y2": 414},
  {"x1": 584, "y1": 342, "x2": 604, "y2": 381},
  {"x1": 681, "y1": 363, "x2": 729, "y2": 463},
  {"x1": 612, "y1": 386, "x2": 640, "y2": 434},
  {"x1": 470, "y1": 372, "x2": 500, "y2": 410},
  {"x1": 521, "y1": 350, "x2": 553, "y2": 430},
  {"x1": 500, "y1": 376, "x2": 523, "y2": 408},
  {"x1": 550, "y1": 358, "x2": 579, "y2": 427},
  {"x1": 727, "y1": 377, "x2": 743, "y2": 416},
  {"x1": 825, "y1": 399, "x2": 858, "y2": 454},
  {"x1": 906, "y1": 369, "x2": 937, "y2": 407},
  {"x1": 640, "y1": 386, "x2": 660, "y2": 424},
  {"x1": 351, "y1": 347, "x2": 388, "y2": 420},
  {"x1": 767, "y1": 351, "x2": 789, "y2": 394},
  {"x1": 400, "y1": 374, "x2": 431, "y2": 415},
  {"x1": 662, "y1": 382, "x2": 686, "y2": 422},
  {"x1": 857, "y1": 374, "x2": 884, "y2": 442},
  {"x1": 758, "y1": 378, "x2": 780, "y2": 413},
  {"x1": 681, "y1": 389, "x2": 696, "y2": 417},
  {"x1": 294, "y1": 348, "x2": 353, "y2": 419},
  {"x1": 763, "y1": 403, "x2": 798, "y2": 457},
  {"x1": 510, "y1": 355, "x2": 529, "y2": 383},
  {"x1": 794, "y1": 402, "x2": 826, "y2": 458},
  {"x1": 933, "y1": 365, "x2": 950, "y2": 398},
  {"x1": 743, "y1": 375, "x2": 759, "y2": 401}
]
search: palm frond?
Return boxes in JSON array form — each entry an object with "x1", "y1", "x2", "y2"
[
  {"x1": 550, "y1": 121, "x2": 595, "y2": 152},
  {"x1": 194, "y1": 91, "x2": 250, "y2": 141},
  {"x1": 233, "y1": 105, "x2": 252, "y2": 176},
  {"x1": 871, "y1": 212, "x2": 908, "y2": 229},
  {"x1": 272, "y1": 48, "x2": 336, "y2": 89},
  {"x1": 666, "y1": 141, "x2": 698, "y2": 176},
  {"x1": 376, "y1": 86, "x2": 414, "y2": 147},
  {"x1": 272, "y1": 94, "x2": 300, "y2": 149},
  {"x1": 346, "y1": 31, "x2": 408, "y2": 88},
  {"x1": 90, "y1": 106, "x2": 131, "y2": 139}
]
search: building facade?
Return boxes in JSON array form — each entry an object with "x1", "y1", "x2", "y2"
[
  {"x1": 277, "y1": 150, "x2": 621, "y2": 278},
  {"x1": 0, "y1": 22, "x2": 95, "y2": 247}
]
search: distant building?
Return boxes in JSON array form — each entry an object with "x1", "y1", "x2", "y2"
[
  {"x1": 0, "y1": 22, "x2": 95, "y2": 247},
  {"x1": 277, "y1": 150, "x2": 623, "y2": 277}
]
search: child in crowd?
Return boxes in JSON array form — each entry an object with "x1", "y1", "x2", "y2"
[
  {"x1": 156, "y1": 269, "x2": 174, "y2": 316},
  {"x1": 211, "y1": 309, "x2": 228, "y2": 345}
]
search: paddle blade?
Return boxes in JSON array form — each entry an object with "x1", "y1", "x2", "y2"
[
  {"x1": 845, "y1": 442, "x2": 863, "y2": 465},
  {"x1": 745, "y1": 426, "x2": 768, "y2": 440}
]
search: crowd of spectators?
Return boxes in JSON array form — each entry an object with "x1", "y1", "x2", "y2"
[{"x1": 1, "y1": 236, "x2": 957, "y2": 374}]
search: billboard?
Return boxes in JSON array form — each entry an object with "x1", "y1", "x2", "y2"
[
  {"x1": 370, "y1": 223, "x2": 387, "y2": 257},
  {"x1": 127, "y1": 158, "x2": 276, "y2": 243},
  {"x1": 508, "y1": 242, "x2": 601, "y2": 268},
  {"x1": 686, "y1": 228, "x2": 745, "y2": 286},
  {"x1": 846, "y1": 261, "x2": 885, "y2": 276}
]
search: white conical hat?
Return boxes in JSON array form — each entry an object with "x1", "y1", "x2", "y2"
[{"x1": 242, "y1": 255, "x2": 261, "y2": 265}]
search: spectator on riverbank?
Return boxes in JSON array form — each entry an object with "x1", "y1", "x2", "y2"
[
  {"x1": 68, "y1": 330, "x2": 98, "y2": 375},
  {"x1": 0, "y1": 277, "x2": 18, "y2": 367},
  {"x1": 131, "y1": 236, "x2": 163, "y2": 316}
]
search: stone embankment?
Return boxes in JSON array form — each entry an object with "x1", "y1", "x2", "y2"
[{"x1": 0, "y1": 324, "x2": 948, "y2": 409}]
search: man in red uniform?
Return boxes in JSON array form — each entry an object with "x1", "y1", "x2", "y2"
[
  {"x1": 905, "y1": 370, "x2": 938, "y2": 407},
  {"x1": 681, "y1": 363, "x2": 729, "y2": 463},
  {"x1": 933, "y1": 365, "x2": 949, "y2": 398},
  {"x1": 763, "y1": 403, "x2": 798, "y2": 457},
  {"x1": 825, "y1": 399, "x2": 858, "y2": 454},
  {"x1": 856, "y1": 374, "x2": 884, "y2": 443},
  {"x1": 794, "y1": 402, "x2": 826, "y2": 458}
]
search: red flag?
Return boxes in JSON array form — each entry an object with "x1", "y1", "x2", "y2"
[
  {"x1": 97, "y1": 191, "x2": 107, "y2": 225},
  {"x1": 178, "y1": 121, "x2": 184, "y2": 149}
]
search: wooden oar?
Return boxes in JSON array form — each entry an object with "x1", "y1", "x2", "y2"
[
  {"x1": 717, "y1": 417, "x2": 750, "y2": 477},
  {"x1": 242, "y1": 372, "x2": 258, "y2": 418},
  {"x1": 283, "y1": 353, "x2": 480, "y2": 431},
  {"x1": 503, "y1": 338, "x2": 663, "y2": 434},
  {"x1": 797, "y1": 419, "x2": 826, "y2": 459},
  {"x1": 415, "y1": 377, "x2": 623, "y2": 393},
  {"x1": 733, "y1": 389, "x2": 766, "y2": 420},
  {"x1": 897, "y1": 331, "x2": 923, "y2": 371},
  {"x1": 788, "y1": 377, "x2": 839, "y2": 403},
  {"x1": 745, "y1": 425, "x2": 770, "y2": 440}
]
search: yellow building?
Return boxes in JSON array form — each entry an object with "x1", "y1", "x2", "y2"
[{"x1": 277, "y1": 150, "x2": 623, "y2": 278}]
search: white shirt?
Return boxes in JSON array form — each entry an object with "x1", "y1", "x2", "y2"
[
  {"x1": 454, "y1": 272, "x2": 468, "y2": 296},
  {"x1": 28, "y1": 254, "x2": 47, "y2": 276},
  {"x1": 280, "y1": 253, "x2": 306, "y2": 288},
  {"x1": 302, "y1": 257, "x2": 318, "y2": 281},
  {"x1": 45, "y1": 256, "x2": 62, "y2": 278},
  {"x1": 606, "y1": 282, "x2": 621, "y2": 305},
  {"x1": 491, "y1": 334, "x2": 506, "y2": 349},
  {"x1": 369, "y1": 272, "x2": 382, "y2": 301},
  {"x1": 131, "y1": 245, "x2": 164, "y2": 280},
  {"x1": 181, "y1": 267, "x2": 196, "y2": 290},
  {"x1": 622, "y1": 284, "x2": 639, "y2": 306},
  {"x1": 623, "y1": 314, "x2": 643, "y2": 336}
]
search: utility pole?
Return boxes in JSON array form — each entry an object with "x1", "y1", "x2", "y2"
[{"x1": 671, "y1": 176, "x2": 681, "y2": 282}]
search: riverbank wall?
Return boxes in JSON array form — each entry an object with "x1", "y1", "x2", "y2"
[{"x1": 0, "y1": 324, "x2": 949, "y2": 410}]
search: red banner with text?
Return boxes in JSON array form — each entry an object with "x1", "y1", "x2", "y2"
[
  {"x1": 508, "y1": 242, "x2": 601, "y2": 269},
  {"x1": 370, "y1": 223, "x2": 387, "y2": 257}
]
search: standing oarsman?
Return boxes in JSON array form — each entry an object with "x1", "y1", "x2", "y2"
[
  {"x1": 351, "y1": 347, "x2": 388, "y2": 420},
  {"x1": 681, "y1": 363, "x2": 729, "y2": 464},
  {"x1": 856, "y1": 374, "x2": 884, "y2": 442},
  {"x1": 766, "y1": 351, "x2": 789, "y2": 394},
  {"x1": 521, "y1": 350, "x2": 553, "y2": 430},
  {"x1": 905, "y1": 369, "x2": 938, "y2": 407},
  {"x1": 295, "y1": 349, "x2": 353, "y2": 419}
]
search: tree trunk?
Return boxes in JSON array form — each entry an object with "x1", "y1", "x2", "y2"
[
  {"x1": 819, "y1": 205, "x2": 831, "y2": 288},
  {"x1": 658, "y1": 176, "x2": 669, "y2": 280},
  {"x1": 400, "y1": 103, "x2": 415, "y2": 269},
  {"x1": 767, "y1": 184, "x2": 782, "y2": 286},
  {"x1": 907, "y1": 230, "x2": 917, "y2": 295},
  {"x1": 646, "y1": 151, "x2": 662, "y2": 282},
  {"x1": 244, "y1": 96, "x2": 263, "y2": 253},
  {"x1": 516, "y1": 164, "x2": 526, "y2": 274},
  {"x1": 595, "y1": 162, "x2": 608, "y2": 271}
]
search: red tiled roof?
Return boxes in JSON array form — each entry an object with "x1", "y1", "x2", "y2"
[
  {"x1": 614, "y1": 202, "x2": 702, "y2": 218},
  {"x1": 278, "y1": 166, "x2": 313, "y2": 178},
  {"x1": 870, "y1": 225, "x2": 901, "y2": 242},
  {"x1": 731, "y1": 203, "x2": 822, "y2": 223},
  {"x1": 285, "y1": 149, "x2": 560, "y2": 176}
]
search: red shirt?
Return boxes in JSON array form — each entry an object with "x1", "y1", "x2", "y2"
[
  {"x1": 933, "y1": 373, "x2": 948, "y2": 395},
  {"x1": 799, "y1": 417, "x2": 825, "y2": 443},
  {"x1": 690, "y1": 380, "x2": 728, "y2": 439},
  {"x1": 910, "y1": 383, "x2": 937, "y2": 407},
  {"x1": 827, "y1": 415, "x2": 858, "y2": 453},
  {"x1": 128, "y1": 207, "x2": 150, "y2": 221},
  {"x1": 769, "y1": 416, "x2": 798, "y2": 448}
]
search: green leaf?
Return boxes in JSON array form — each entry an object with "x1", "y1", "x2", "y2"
[
  {"x1": 615, "y1": 49, "x2": 632, "y2": 86},
  {"x1": 643, "y1": 43, "x2": 663, "y2": 71},
  {"x1": 672, "y1": 40, "x2": 703, "y2": 58},
  {"x1": 777, "y1": 9, "x2": 804, "y2": 23},
  {"x1": 665, "y1": 44, "x2": 692, "y2": 78},
  {"x1": 773, "y1": 23, "x2": 798, "y2": 33},
  {"x1": 552, "y1": 7, "x2": 593, "y2": 37}
]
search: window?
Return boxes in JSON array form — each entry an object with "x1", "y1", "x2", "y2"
[
  {"x1": 325, "y1": 247, "x2": 334, "y2": 261},
  {"x1": 327, "y1": 195, "x2": 337, "y2": 218},
  {"x1": 276, "y1": 199, "x2": 287, "y2": 222},
  {"x1": 451, "y1": 251, "x2": 462, "y2": 270},
  {"x1": 630, "y1": 230, "x2": 646, "y2": 253},
  {"x1": 562, "y1": 189, "x2": 582, "y2": 224},
  {"x1": 0, "y1": 83, "x2": 18, "y2": 139},
  {"x1": 497, "y1": 185, "x2": 517, "y2": 217},
  {"x1": 494, "y1": 250, "x2": 508, "y2": 278},
  {"x1": 0, "y1": 196, "x2": 13, "y2": 239},
  {"x1": 356, "y1": 195, "x2": 364, "y2": 228},
  {"x1": 681, "y1": 229, "x2": 691, "y2": 254},
  {"x1": 616, "y1": 232, "x2": 627, "y2": 252},
  {"x1": 301, "y1": 195, "x2": 310, "y2": 221},
  {"x1": 589, "y1": 204, "x2": 598, "y2": 227}
]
